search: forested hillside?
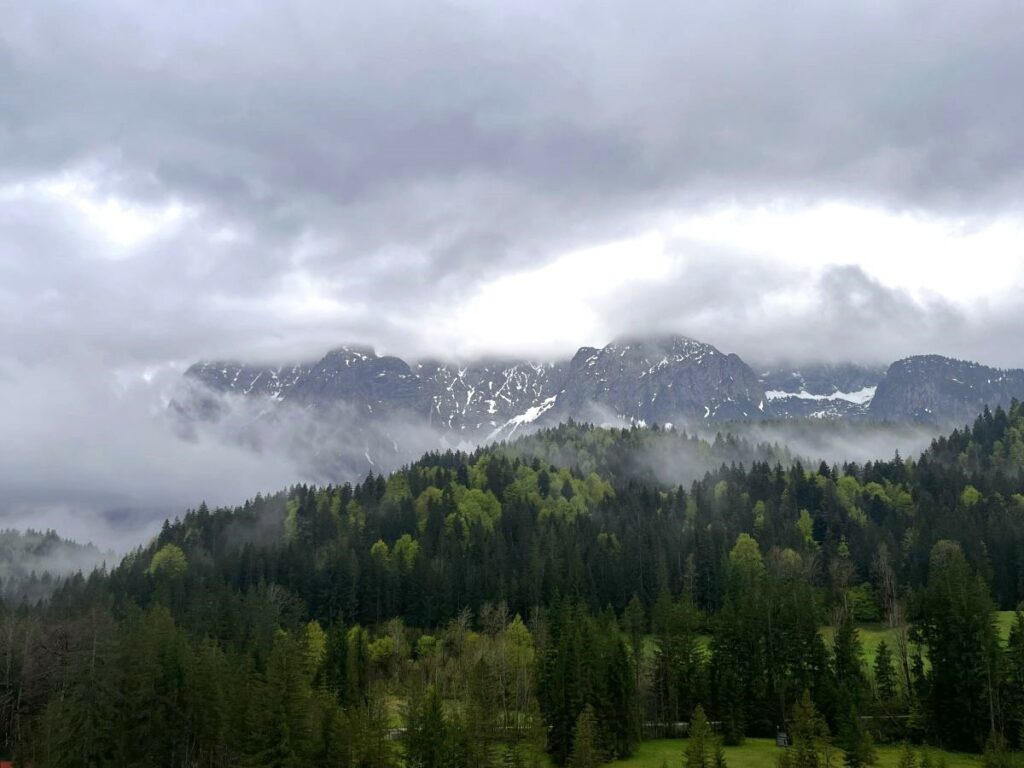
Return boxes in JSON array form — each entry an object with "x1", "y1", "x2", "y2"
[
  {"x1": 0, "y1": 529, "x2": 109, "y2": 604},
  {"x1": 2, "y1": 405, "x2": 1024, "y2": 766}
]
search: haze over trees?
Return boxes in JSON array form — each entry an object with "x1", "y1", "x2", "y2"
[{"x1": 1, "y1": 404, "x2": 1023, "y2": 765}]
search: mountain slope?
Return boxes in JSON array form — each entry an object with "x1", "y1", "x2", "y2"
[
  {"x1": 184, "y1": 335, "x2": 771, "y2": 440},
  {"x1": 757, "y1": 362, "x2": 885, "y2": 419},
  {"x1": 869, "y1": 355, "x2": 1024, "y2": 423},
  {"x1": 548, "y1": 336, "x2": 766, "y2": 426},
  {"x1": 181, "y1": 339, "x2": 1024, "y2": 479}
]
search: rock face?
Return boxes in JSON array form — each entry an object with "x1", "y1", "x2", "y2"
[
  {"x1": 757, "y1": 363, "x2": 887, "y2": 420},
  {"x1": 183, "y1": 339, "x2": 1024, "y2": 440},
  {"x1": 414, "y1": 360, "x2": 564, "y2": 434},
  {"x1": 184, "y1": 335, "x2": 771, "y2": 439},
  {"x1": 868, "y1": 355, "x2": 1024, "y2": 424},
  {"x1": 550, "y1": 336, "x2": 766, "y2": 426}
]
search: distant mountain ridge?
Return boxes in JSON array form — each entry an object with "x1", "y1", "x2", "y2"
[
  {"x1": 182, "y1": 337, "x2": 1024, "y2": 440},
  {"x1": 870, "y1": 355, "x2": 1024, "y2": 423},
  {"x1": 757, "y1": 362, "x2": 887, "y2": 420},
  {"x1": 184, "y1": 336, "x2": 774, "y2": 440}
]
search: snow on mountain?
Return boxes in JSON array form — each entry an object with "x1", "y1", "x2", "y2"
[
  {"x1": 869, "y1": 355, "x2": 1024, "y2": 423},
  {"x1": 179, "y1": 340, "x2": 1024, "y2": 479},
  {"x1": 756, "y1": 363, "x2": 886, "y2": 419},
  {"x1": 182, "y1": 336, "x2": 772, "y2": 446},
  {"x1": 764, "y1": 386, "x2": 877, "y2": 405}
]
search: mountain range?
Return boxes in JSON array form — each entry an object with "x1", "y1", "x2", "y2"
[{"x1": 181, "y1": 335, "x2": 1024, "y2": 440}]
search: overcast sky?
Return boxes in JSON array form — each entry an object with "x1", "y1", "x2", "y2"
[{"x1": 3, "y1": 1, "x2": 1024, "y2": 545}]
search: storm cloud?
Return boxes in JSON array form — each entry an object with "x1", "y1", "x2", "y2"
[{"x1": 2, "y1": 0, "x2": 1024, "y2": 545}]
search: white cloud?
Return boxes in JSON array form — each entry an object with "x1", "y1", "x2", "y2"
[
  {"x1": 667, "y1": 202, "x2": 1024, "y2": 305},
  {"x1": 2, "y1": 172, "x2": 192, "y2": 252},
  {"x1": 3, "y1": 0, "x2": 1024, "y2": 548},
  {"x1": 444, "y1": 231, "x2": 673, "y2": 358}
]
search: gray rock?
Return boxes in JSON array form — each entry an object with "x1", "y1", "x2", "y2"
[{"x1": 869, "y1": 355, "x2": 1024, "y2": 424}]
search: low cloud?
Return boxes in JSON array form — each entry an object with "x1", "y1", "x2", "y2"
[
  {"x1": 3, "y1": 1, "x2": 1024, "y2": 550},
  {"x1": 0, "y1": 359, "x2": 305, "y2": 552}
]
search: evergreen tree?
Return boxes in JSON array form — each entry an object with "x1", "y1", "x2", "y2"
[
  {"x1": 872, "y1": 640, "x2": 897, "y2": 706},
  {"x1": 832, "y1": 610, "x2": 868, "y2": 743},
  {"x1": 981, "y1": 731, "x2": 1012, "y2": 768},
  {"x1": 501, "y1": 743, "x2": 525, "y2": 768},
  {"x1": 685, "y1": 705, "x2": 715, "y2": 768},
  {"x1": 568, "y1": 705, "x2": 602, "y2": 768},
  {"x1": 839, "y1": 707, "x2": 876, "y2": 768},
  {"x1": 895, "y1": 743, "x2": 917, "y2": 768},
  {"x1": 712, "y1": 739, "x2": 728, "y2": 768},
  {"x1": 790, "y1": 690, "x2": 831, "y2": 768},
  {"x1": 405, "y1": 686, "x2": 447, "y2": 768},
  {"x1": 250, "y1": 630, "x2": 316, "y2": 768},
  {"x1": 623, "y1": 595, "x2": 646, "y2": 694},
  {"x1": 1002, "y1": 611, "x2": 1024, "y2": 749},
  {"x1": 915, "y1": 541, "x2": 999, "y2": 751}
]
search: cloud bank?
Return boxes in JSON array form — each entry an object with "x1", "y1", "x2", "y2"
[{"x1": 3, "y1": 0, "x2": 1024, "y2": 546}]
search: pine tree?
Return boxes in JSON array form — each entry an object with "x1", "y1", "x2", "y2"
[
  {"x1": 1002, "y1": 611, "x2": 1024, "y2": 749},
  {"x1": 405, "y1": 685, "x2": 447, "y2": 768},
  {"x1": 833, "y1": 610, "x2": 868, "y2": 752},
  {"x1": 839, "y1": 707, "x2": 876, "y2": 768},
  {"x1": 895, "y1": 743, "x2": 917, "y2": 768},
  {"x1": 502, "y1": 743, "x2": 525, "y2": 768},
  {"x1": 872, "y1": 640, "x2": 897, "y2": 705},
  {"x1": 623, "y1": 595, "x2": 646, "y2": 694},
  {"x1": 981, "y1": 731, "x2": 1012, "y2": 768},
  {"x1": 919, "y1": 746, "x2": 947, "y2": 768},
  {"x1": 568, "y1": 705, "x2": 602, "y2": 768},
  {"x1": 685, "y1": 705, "x2": 714, "y2": 768},
  {"x1": 915, "y1": 541, "x2": 999, "y2": 752},
  {"x1": 712, "y1": 738, "x2": 728, "y2": 768},
  {"x1": 790, "y1": 690, "x2": 830, "y2": 768},
  {"x1": 251, "y1": 630, "x2": 316, "y2": 768}
]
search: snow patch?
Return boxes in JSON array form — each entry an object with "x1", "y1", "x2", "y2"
[
  {"x1": 764, "y1": 386, "x2": 876, "y2": 406},
  {"x1": 488, "y1": 395, "x2": 558, "y2": 440}
]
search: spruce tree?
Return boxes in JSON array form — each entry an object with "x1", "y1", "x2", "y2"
[
  {"x1": 685, "y1": 705, "x2": 714, "y2": 768},
  {"x1": 568, "y1": 705, "x2": 602, "y2": 768},
  {"x1": 405, "y1": 686, "x2": 447, "y2": 768},
  {"x1": 981, "y1": 731, "x2": 1012, "y2": 768},
  {"x1": 712, "y1": 738, "x2": 728, "y2": 768},
  {"x1": 839, "y1": 707, "x2": 876, "y2": 768},
  {"x1": 872, "y1": 640, "x2": 897, "y2": 705},
  {"x1": 790, "y1": 690, "x2": 830, "y2": 768},
  {"x1": 1002, "y1": 611, "x2": 1024, "y2": 749},
  {"x1": 915, "y1": 541, "x2": 999, "y2": 751},
  {"x1": 895, "y1": 743, "x2": 917, "y2": 768}
]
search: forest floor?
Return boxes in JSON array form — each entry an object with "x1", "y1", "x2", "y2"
[{"x1": 615, "y1": 737, "x2": 995, "y2": 767}]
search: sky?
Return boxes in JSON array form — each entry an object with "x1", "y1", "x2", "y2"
[{"x1": 2, "y1": 0, "x2": 1024, "y2": 547}]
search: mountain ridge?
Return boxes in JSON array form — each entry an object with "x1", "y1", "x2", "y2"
[{"x1": 181, "y1": 337, "x2": 1024, "y2": 449}]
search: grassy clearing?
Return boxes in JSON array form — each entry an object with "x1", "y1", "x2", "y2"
[
  {"x1": 613, "y1": 738, "x2": 991, "y2": 768},
  {"x1": 672, "y1": 612, "x2": 1018, "y2": 673},
  {"x1": 819, "y1": 611, "x2": 1018, "y2": 669},
  {"x1": 997, "y1": 609, "x2": 1019, "y2": 642}
]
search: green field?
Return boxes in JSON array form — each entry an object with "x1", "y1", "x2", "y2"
[
  {"x1": 821, "y1": 611, "x2": 1018, "y2": 668},
  {"x1": 680, "y1": 611, "x2": 1018, "y2": 671},
  {"x1": 615, "y1": 738, "x2": 991, "y2": 768}
]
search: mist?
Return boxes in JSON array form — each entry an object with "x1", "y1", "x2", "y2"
[
  {"x1": 0, "y1": 359, "x2": 305, "y2": 554},
  {"x1": 0, "y1": 343, "x2": 952, "y2": 562},
  {"x1": 0, "y1": 356, "x2": 483, "y2": 555},
  {"x1": 0, "y1": 528, "x2": 113, "y2": 602},
  {"x1": 171, "y1": 377, "x2": 467, "y2": 486},
  {"x1": 693, "y1": 420, "x2": 943, "y2": 468},
  {"x1": 634, "y1": 420, "x2": 942, "y2": 488}
]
